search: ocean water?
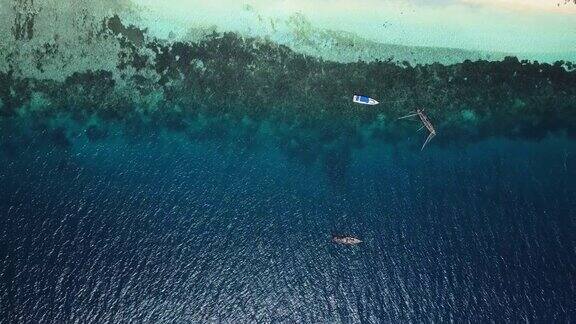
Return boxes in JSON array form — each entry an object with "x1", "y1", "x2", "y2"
[
  {"x1": 1, "y1": 1, "x2": 576, "y2": 322},
  {"x1": 1, "y1": 131, "x2": 575, "y2": 322}
]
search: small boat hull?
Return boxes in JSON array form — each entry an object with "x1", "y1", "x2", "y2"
[
  {"x1": 332, "y1": 235, "x2": 362, "y2": 245},
  {"x1": 353, "y1": 95, "x2": 379, "y2": 105}
]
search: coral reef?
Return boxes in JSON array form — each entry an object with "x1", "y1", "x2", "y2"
[{"x1": 0, "y1": 13, "x2": 575, "y2": 171}]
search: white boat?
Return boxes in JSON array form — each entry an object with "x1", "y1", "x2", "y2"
[{"x1": 353, "y1": 95, "x2": 379, "y2": 105}]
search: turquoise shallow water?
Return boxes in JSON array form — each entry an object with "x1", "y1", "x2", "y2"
[{"x1": 1, "y1": 132, "x2": 575, "y2": 322}]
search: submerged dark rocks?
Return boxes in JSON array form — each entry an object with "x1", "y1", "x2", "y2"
[
  {"x1": 85, "y1": 125, "x2": 109, "y2": 142},
  {"x1": 106, "y1": 15, "x2": 147, "y2": 48},
  {"x1": 49, "y1": 127, "x2": 71, "y2": 148},
  {"x1": 1, "y1": 29, "x2": 575, "y2": 172}
]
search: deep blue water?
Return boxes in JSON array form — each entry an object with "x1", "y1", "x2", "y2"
[{"x1": 1, "y1": 133, "x2": 575, "y2": 322}]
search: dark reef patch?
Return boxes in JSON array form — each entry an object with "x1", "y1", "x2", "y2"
[
  {"x1": 48, "y1": 127, "x2": 71, "y2": 148},
  {"x1": 85, "y1": 124, "x2": 110, "y2": 142},
  {"x1": 1, "y1": 24, "x2": 576, "y2": 167},
  {"x1": 106, "y1": 15, "x2": 147, "y2": 48}
]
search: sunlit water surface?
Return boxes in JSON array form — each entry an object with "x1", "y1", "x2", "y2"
[{"x1": 1, "y1": 132, "x2": 575, "y2": 322}]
